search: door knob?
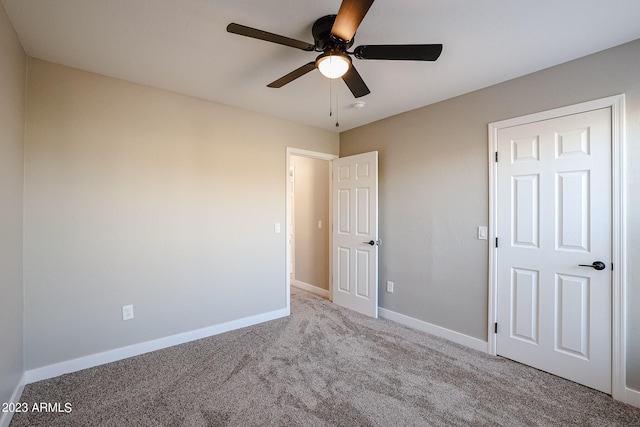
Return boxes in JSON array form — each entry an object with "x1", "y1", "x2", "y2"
[
  {"x1": 578, "y1": 261, "x2": 606, "y2": 271},
  {"x1": 363, "y1": 240, "x2": 375, "y2": 246}
]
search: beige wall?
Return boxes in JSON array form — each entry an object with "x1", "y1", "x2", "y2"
[
  {"x1": 340, "y1": 38, "x2": 640, "y2": 391},
  {"x1": 291, "y1": 155, "x2": 330, "y2": 291},
  {"x1": 0, "y1": 3, "x2": 25, "y2": 409},
  {"x1": 23, "y1": 58, "x2": 338, "y2": 369}
]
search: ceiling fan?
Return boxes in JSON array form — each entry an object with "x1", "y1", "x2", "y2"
[{"x1": 227, "y1": 0, "x2": 443, "y2": 98}]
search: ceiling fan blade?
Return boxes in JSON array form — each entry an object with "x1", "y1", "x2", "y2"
[
  {"x1": 267, "y1": 62, "x2": 317, "y2": 88},
  {"x1": 354, "y1": 44, "x2": 443, "y2": 61},
  {"x1": 342, "y1": 65, "x2": 370, "y2": 98},
  {"x1": 227, "y1": 23, "x2": 315, "y2": 51},
  {"x1": 331, "y1": 0, "x2": 374, "y2": 43}
]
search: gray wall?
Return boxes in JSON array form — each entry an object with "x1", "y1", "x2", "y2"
[
  {"x1": 340, "y1": 38, "x2": 640, "y2": 391},
  {"x1": 23, "y1": 58, "x2": 338, "y2": 369},
  {"x1": 0, "y1": 3, "x2": 25, "y2": 408},
  {"x1": 291, "y1": 155, "x2": 330, "y2": 291}
]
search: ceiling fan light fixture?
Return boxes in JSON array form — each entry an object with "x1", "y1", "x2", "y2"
[{"x1": 316, "y1": 51, "x2": 351, "y2": 79}]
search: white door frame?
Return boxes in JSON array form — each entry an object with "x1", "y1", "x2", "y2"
[
  {"x1": 285, "y1": 148, "x2": 338, "y2": 313},
  {"x1": 487, "y1": 94, "x2": 627, "y2": 402}
]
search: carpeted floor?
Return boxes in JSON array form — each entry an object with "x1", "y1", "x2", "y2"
[{"x1": 10, "y1": 288, "x2": 640, "y2": 426}]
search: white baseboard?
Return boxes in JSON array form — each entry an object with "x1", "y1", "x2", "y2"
[
  {"x1": 25, "y1": 308, "x2": 288, "y2": 384},
  {"x1": 379, "y1": 307, "x2": 489, "y2": 353},
  {"x1": 292, "y1": 280, "x2": 329, "y2": 299},
  {"x1": 625, "y1": 386, "x2": 640, "y2": 408},
  {"x1": 0, "y1": 373, "x2": 26, "y2": 427}
]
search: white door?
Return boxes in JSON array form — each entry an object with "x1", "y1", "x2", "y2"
[
  {"x1": 332, "y1": 151, "x2": 379, "y2": 317},
  {"x1": 496, "y1": 108, "x2": 612, "y2": 393}
]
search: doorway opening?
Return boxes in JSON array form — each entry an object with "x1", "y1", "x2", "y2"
[{"x1": 285, "y1": 148, "x2": 337, "y2": 312}]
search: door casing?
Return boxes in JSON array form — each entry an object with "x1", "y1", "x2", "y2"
[{"x1": 488, "y1": 94, "x2": 627, "y2": 401}]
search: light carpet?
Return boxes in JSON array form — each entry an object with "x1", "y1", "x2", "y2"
[{"x1": 10, "y1": 288, "x2": 640, "y2": 426}]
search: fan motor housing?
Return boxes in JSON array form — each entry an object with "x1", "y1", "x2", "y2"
[{"x1": 312, "y1": 15, "x2": 354, "y2": 51}]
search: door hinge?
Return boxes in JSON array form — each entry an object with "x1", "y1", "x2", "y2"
[
  {"x1": 495, "y1": 237, "x2": 499, "y2": 248},
  {"x1": 494, "y1": 323, "x2": 498, "y2": 333},
  {"x1": 495, "y1": 151, "x2": 498, "y2": 162}
]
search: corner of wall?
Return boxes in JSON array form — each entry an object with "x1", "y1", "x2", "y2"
[{"x1": 0, "y1": 374, "x2": 26, "y2": 427}]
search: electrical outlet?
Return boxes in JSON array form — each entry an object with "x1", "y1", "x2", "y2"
[
  {"x1": 386, "y1": 281, "x2": 394, "y2": 293},
  {"x1": 122, "y1": 304, "x2": 134, "y2": 321}
]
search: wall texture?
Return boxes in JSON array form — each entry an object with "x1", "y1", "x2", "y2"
[
  {"x1": 291, "y1": 155, "x2": 330, "y2": 291},
  {"x1": 340, "y1": 38, "x2": 640, "y2": 391},
  {"x1": 23, "y1": 59, "x2": 338, "y2": 370},
  {"x1": 0, "y1": 3, "x2": 25, "y2": 411}
]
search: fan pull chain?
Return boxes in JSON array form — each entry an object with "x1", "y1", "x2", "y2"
[
  {"x1": 329, "y1": 78, "x2": 333, "y2": 117},
  {"x1": 335, "y1": 92, "x2": 339, "y2": 127},
  {"x1": 328, "y1": 80, "x2": 339, "y2": 127}
]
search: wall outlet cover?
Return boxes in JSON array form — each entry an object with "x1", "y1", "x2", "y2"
[{"x1": 122, "y1": 304, "x2": 134, "y2": 321}]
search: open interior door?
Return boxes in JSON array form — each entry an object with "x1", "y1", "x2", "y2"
[{"x1": 332, "y1": 151, "x2": 379, "y2": 317}]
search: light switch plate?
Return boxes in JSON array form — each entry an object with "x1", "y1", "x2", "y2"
[
  {"x1": 274, "y1": 223, "x2": 281, "y2": 233},
  {"x1": 478, "y1": 226, "x2": 488, "y2": 240}
]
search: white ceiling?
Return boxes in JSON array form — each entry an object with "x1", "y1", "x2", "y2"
[{"x1": 4, "y1": 0, "x2": 640, "y2": 132}]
